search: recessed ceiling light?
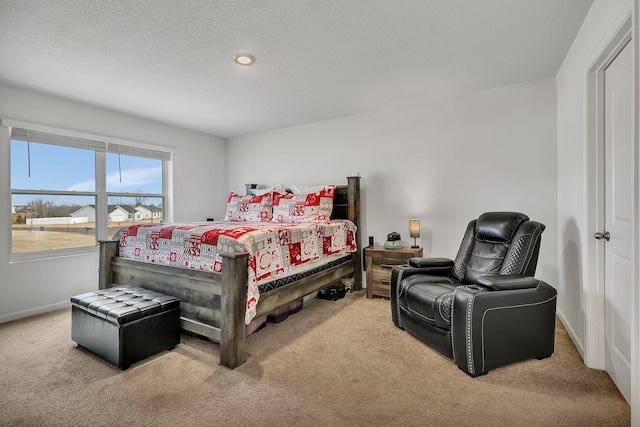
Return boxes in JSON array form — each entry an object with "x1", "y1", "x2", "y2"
[{"x1": 234, "y1": 54, "x2": 255, "y2": 66}]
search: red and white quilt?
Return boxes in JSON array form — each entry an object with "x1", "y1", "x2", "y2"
[{"x1": 117, "y1": 220, "x2": 357, "y2": 323}]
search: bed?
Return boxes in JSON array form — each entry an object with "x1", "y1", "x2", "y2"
[{"x1": 98, "y1": 176, "x2": 361, "y2": 369}]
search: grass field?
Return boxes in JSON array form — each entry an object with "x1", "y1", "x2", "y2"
[
  {"x1": 11, "y1": 220, "x2": 158, "y2": 253},
  {"x1": 12, "y1": 229, "x2": 97, "y2": 252}
]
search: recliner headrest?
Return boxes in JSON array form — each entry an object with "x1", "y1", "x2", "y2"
[{"x1": 475, "y1": 212, "x2": 529, "y2": 243}]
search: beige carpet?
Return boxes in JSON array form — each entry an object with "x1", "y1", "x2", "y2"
[{"x1": 0, "y1": 291, "x2": 630, "y2": 427}]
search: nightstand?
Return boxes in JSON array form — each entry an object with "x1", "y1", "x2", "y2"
[{"x1": 364, "y1": 246, "x2": 423, "y2": 298}]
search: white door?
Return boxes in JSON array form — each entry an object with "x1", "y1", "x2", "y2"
[{"x1": 602, "y1": 39, "x2": 632, "y2": 404}]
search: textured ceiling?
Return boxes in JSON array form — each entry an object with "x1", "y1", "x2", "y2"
[{"x1": 0, "y1": 0, "x2": 594, "y2": 138}]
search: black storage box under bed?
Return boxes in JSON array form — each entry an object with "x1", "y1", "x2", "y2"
[{"x1": 318, "y1": 283, "x2": 347, "y2": 301}]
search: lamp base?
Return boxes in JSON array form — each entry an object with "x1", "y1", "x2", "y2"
[{"x1": 411, "y1": 245, "x2": 419, "y2": 249}]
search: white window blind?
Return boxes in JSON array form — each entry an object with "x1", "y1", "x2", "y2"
[
  {"x1": 3, "y1": 118, "x2": 174, "y2": 161},
  {"x1": 106, "y1": 142, "x2": 172, "y2": 161},
  {"x1": 10, "y1": 128, "x2": 106, "y2": 152}
]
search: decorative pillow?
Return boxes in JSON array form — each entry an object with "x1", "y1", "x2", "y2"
[
  {"x1": 224, "y1": 192, "x2": 273, "y2": 222},
  {"x1": 290, "y1": 184, "x2": 328, "y2": 195},
  {"x1": 250, "y1": 185, "x2": 286, "y2": 196},
  {"x1": 272, "y1": 185, "x2": 335, "y2": 223}
]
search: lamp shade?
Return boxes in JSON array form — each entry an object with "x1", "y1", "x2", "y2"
[{"x1": 409, "y1": 219, "x2": 420, "y2": 238}]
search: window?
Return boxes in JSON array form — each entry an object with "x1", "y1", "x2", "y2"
[
  {"x1": 7, "y1": 120, "x2": 172, "y2": 258},
  {"x1": 105, "y1": 152, "x2": 165, "y2": 239}
]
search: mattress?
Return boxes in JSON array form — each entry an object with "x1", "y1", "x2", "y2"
[{"x1": 117, "y1": 220, "x2": 357, "y2": 323}]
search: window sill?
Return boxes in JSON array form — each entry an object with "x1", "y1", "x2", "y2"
[{"x1": 10, "y1": 245, "x2": 99, "y2": 264}]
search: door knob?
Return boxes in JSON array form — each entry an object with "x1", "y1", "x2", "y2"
[{"x1": 594, "y1": 231, "x2": 610, "y2": 241}]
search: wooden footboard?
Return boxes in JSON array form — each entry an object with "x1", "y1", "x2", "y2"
[
  {"x1": 98, "y1": 176, "x2": 361, "y2": 369},
  {"x1": 99, "y1": 242, "x2": 248, "y2": 368}
]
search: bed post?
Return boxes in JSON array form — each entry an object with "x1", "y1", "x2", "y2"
[
  {"x1": 98, "y1": 240, "x2": 118, "y2": 290},
  {"x1": 347, "y1": 175, "x2": 362, "y2": 291},
  {"x1": 219, "y1": 252, "x2": 249, "y2": 369}
]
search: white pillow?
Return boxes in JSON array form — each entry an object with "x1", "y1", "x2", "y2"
[
  {"x1": 250, "y1": 185, "x2": 286, "y2": 196},
  {"x1": 290, "y1": 184, "x2": 328, "y2": 195}
]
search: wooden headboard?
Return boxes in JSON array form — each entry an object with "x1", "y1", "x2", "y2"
[{"x1": 336, "y1": 176, "x2": 361, "y2": 290}]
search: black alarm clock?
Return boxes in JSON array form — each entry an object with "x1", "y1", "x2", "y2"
[
  {"x1": 385, "y1": 232, "x2": 403, "y2": 249},
  {"x1": 387, "y1": 232, "x2": 401, "y2": 241}
]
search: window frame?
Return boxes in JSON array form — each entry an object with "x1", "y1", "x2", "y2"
[{"x1": 4, "y1": 119, "x2": 174, "y2": 262}]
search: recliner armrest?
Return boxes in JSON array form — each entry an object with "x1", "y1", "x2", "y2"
[
  {"x1": 389, "y1": 260, "x2": 455, "y2": 328},
  {"x1": 476, "y1": 274, "x2": 539, "y2": 291},
  {"x1": 408, "y1": 258, "x2": 454, "y2": 278},
  {"x1": 451, "y1": 279, "x2": 557, "y2": 377},
  {"x1": 408, "y1": 257, "x2": 453, "y2": 269},
  {"x1": 391, "y1": 258, "x2": 454, "y2": 282}
]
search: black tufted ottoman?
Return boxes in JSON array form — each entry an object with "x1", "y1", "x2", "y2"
[{"x1": 71, "y1": 285, "x2": 180, "y2": 369}]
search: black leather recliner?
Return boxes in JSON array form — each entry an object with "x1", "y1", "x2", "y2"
[{"x1": 390, "y1": 212, "x2": 557, "y2": 377}]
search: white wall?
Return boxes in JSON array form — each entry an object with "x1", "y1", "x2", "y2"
[
  {"x1": 0, "y1": 83, "x2": 228, "y2": 323},
  {"x1": 556, "y1": 0, "x2": 633, "y2": 361},
  {"x1": 557, "y1": 0, "x2": 638, "y2": 422},
  {"x1": 228, "y1": 78, "x2": 559, "y2": 287}
]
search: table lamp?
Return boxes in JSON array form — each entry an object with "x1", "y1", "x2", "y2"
[{"x1": 409, "y1": 219, "x2": 420, "y2": 248}]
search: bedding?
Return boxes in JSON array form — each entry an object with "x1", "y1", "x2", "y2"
[
  {"x1": 272, "y1": 185, "x2": 335, "y2": 223},
  {"x1": 224, "y1": 192, "x2": 274, "y2": 222},
  {"x1": 118, "y1": 219, "x2": 357, "y2": 323}
]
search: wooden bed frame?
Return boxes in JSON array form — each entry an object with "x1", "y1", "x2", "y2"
[{"x1": 98, "y1": 176, "x2": 361, "y2": 369}]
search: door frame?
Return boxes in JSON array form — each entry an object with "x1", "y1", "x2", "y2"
[{"x1": 585, "y1": 11, "x2": 636, "y2": 412}]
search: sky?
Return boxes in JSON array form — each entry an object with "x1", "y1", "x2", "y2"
[{"x1": 11, "y1": 140, "x2": 162, "y2": 206}]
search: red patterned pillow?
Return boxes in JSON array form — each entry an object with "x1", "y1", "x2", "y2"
[
  {"x1": 225, "y1": 192, "x2": 273, "y2": 222},
  {"x1": 272, "y1": 185, "x2": 335, "y2": 223}
]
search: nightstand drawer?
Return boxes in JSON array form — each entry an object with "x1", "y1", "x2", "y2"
[
  {"x1": 372, "y1": 269, "x2": 393, "y2": 284},
  {"x1": 371, "y1": 262, "x2": 400, "y2": 275},
  {"x1": 371, "y1": 270, "x2": 393, "y2": 297}
]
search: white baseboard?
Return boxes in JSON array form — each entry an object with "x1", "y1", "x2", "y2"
[
  {"x1": 0, "y1": 301, "x2": 71, "y2": 324},
  {"x1": 556, "y1": 309, "x2": 585, "y2": 360}
]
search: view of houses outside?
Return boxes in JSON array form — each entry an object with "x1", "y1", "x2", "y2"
[{"x1": 11, "y1": 199, "x2": 163, "y2": 253}]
